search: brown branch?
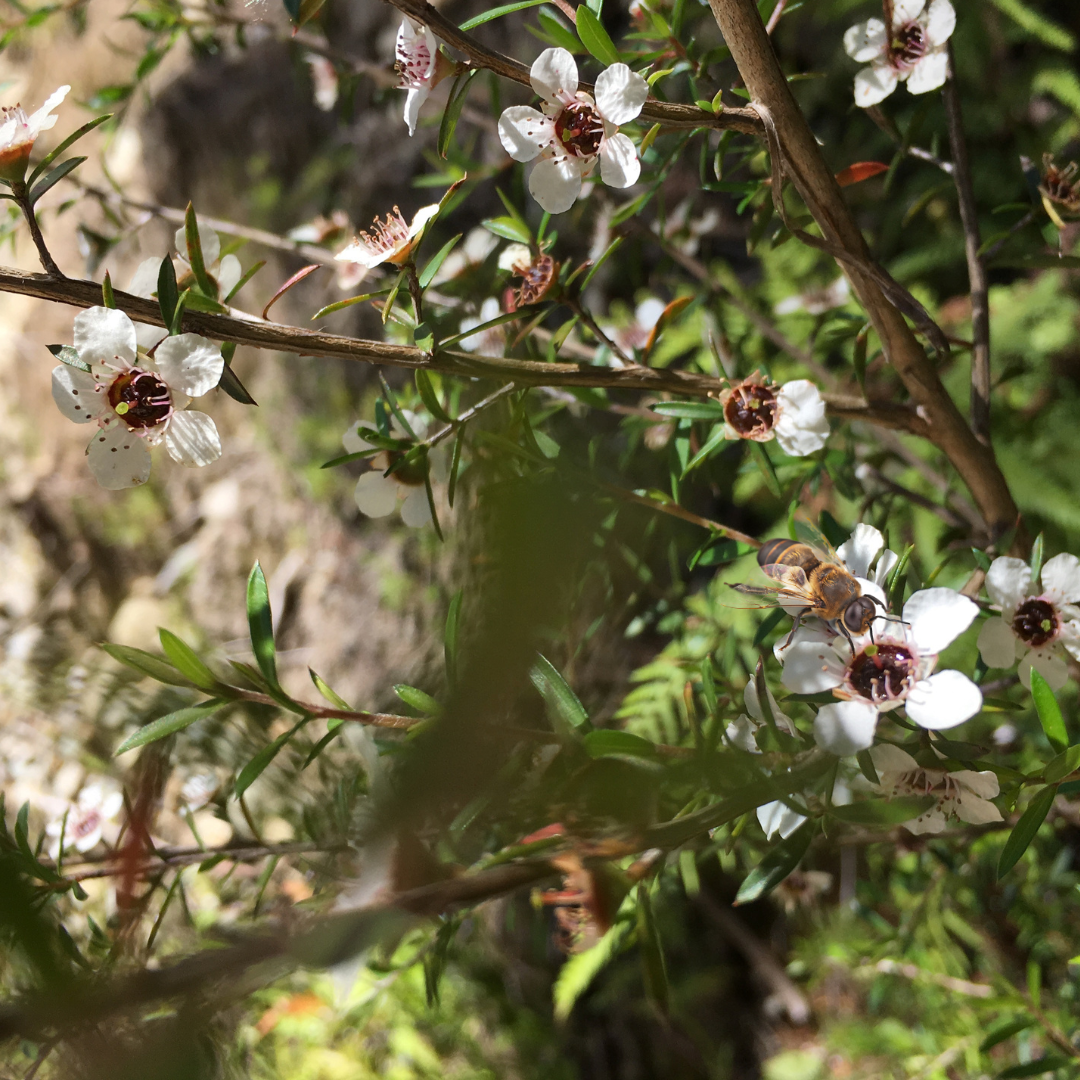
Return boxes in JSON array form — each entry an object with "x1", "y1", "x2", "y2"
[
  {"x1": 943, "y1": 45, "x2": 991, "y2": 446},
  {"x1": 380, "y1": 0, "x2": 763, "y2": 137},
  {"x1": 705, "y1": 0, "x2": 1018, "y2": 540},
  {"x1": 823, "y1": 394, "x2": 929, "y2": 437}
]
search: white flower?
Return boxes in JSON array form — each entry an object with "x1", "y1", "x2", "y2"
[
  {"x1": 431, "y1": 227, "x2": 499, "y2": 283},
  {"x1": 717, "y1": 372, "x2": 830, "y2": 457},
  {"x1": 396, "y1": 16, "x2": 449, "y2": 136},
  {"x1": 306, "y1": 52, "x2": 340, "y2": 111},
  {"x1": 335, "y1": 204, "x2": 439, "y2": 270},
  {"x1": 757, "y1": 798, "x2": 807, "y2": 840},
  {"x1": 46, "y1": 782, "x2": 124, "y2": 858},
  {"x1": 0, "y1": 85, "x2": 69, "y2": 183},
  {"x1": 458, "y1": 296, "x2": 505, "y2": 357},
  {"x1": 179, "y1": 772, "x2": 220, "y2": 812},
  {"x1": 843, "y1": 0, "x2": 956, "y2": 108},
  {"x1": 774, "y1": 277, "x2": 851, "y2": 316},
  {"x1": 51, "y1": 306, "x2": 224, "y2": 489},
  {"x1": 343, "y1": 411, "x2": 445, "y2": 528},
  {"x1": 977, "y1": 554, "x2": 1080, "y2": 690},
  {"x1": 780, "y1": 587, "x2": 981, "y2": 754},
  {"x1": 172, "y1": 220, "x2": 243, "y2": 301},
  {"x1": 836, "y1": 522, "x2": 900, "y2": 588},
  {"x1": 602, "y1": 297, "x2": 666, "y2": 365},
  {"x1": 867, "y1": 744, "x2": 1002, "y2": 835},
  {"x1": 726, "y1": 677, "x2": 796, "y2": 752},
  {"x1": 498, "y1": 47, "x2": 648, "y2": 214}
]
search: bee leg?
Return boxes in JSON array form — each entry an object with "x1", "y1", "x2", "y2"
[
  {"x1": 839, "y1": 621, "x2": 857, "y2": 656},
  {"x1": 782, "y1": 609, "x2": 807, "y2": 648}
]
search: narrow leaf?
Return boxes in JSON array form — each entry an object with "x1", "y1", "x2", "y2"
[
  {"x1": 459, "y1": 0, "x2": 547, "y2": 28},
  {"x1": 650, "y1": 401, "x2": 726, "y2": 420},
  {"x1": 553, "y1": 918, "x2": 633, "y2": 1020},
  {"x1": 575, "y1": 4, "x2": 619, "y2": 65},
  {"x1": 157, "y1": 255, "x2": 178, "y2": 327},
  {"x1": 997, "y1": 785, "x2": 1057, "y2": 878},
  {"x1": 262, "y1": 264, "x2": 321, "y2": 321},
  {"x1": 636, "y1": 885, "x2": 669, "y2": 1012},
  {"x1": 394, "y1": 684, "x2": 442, "y2": 715},
  {"x1": 734, "y1": 820, "x2": 814, "y2": 905},
  {"x1": 1030, "y1": 668, "x2": 1067, "y2": 752},
  {"x1": 28, "y1": 156, "x2": 86, "y2": 206},
  {"x1": 828, "y1": 795, "x2": 936, "y2": 825},
  {"x1": 116, "y1": 700, "x2": 227, "y2": 755},
  {"x1": 531, "y1": 654, "x2": 589, "y2": 730},
  {"x1": 418, "y1": 233, "x2": 462, "y2": 288},
  {"x1": 158, "y1": 629, "x2": 219, "y2": 691},
  {"x1": 309, "y1": 667, "x2": 351, "y2": 709},
  {"x1": 246, "y1": 561, "x2": 278, "y2": 687},
  {"x1": 28, "y1": 114, "x2": 111, "y2": 187},
  {"x1": 183, "y1": 202, "x2": 216, "y2": 297},
  {"x1": 834, "y1": 161, "x2": 889, "y2": 187},
  {"x1": 235, "y1": 718, "x2": 308, "y2": 797},
  {"x1": 100, "y1": 642, "x2": 194, "y2": 688}
]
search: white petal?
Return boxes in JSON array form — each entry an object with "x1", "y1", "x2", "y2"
[
  {"x1": 530, "y1": 47, "x2": 578, "y2": 101},
  {"x1": 74, "y1": 306, "x2": 137, "y2": 370},
  {"x1": 904, "y1": 670, "x2": 981, "y2": 730},
  {"x1": 1019, "y1": 649, "x2": 1069, "y2": 691},
  {"x1": 529, "y1": 155, "x2": 583, "y2": 214},
  {"x1": 86, "y1": 425, "x2": 152, "y2": 489},
  {"x1": 343, "y1": 423, "x2": 374, "y2": 455},
  {"x1": 726, "y1": 715, "x2": 762, "y2": 753},
  {"x1": 400, "y1": 486, "x2": 432, "y2": 528},
  {"x1": 174, "y1": 219, "x2": 220, "y2": 267},
  {"x1": 635, "y1": 297, "x2": 666, "y2": 330},
  {"x1": 906, "y1": 48, "x2": 949, "y2": 94},
  {"x1": 757, "y1": 800, "x2": 806, "y2": 840},
  {"x1": 403, "y1": 86, "x2": 428, "y2": 136},
  {"x1": 218, "y1": 254, "x2": 243, "y2": 298},
  {"x1": 869, "y1": 743, "x2": 919, "y2": 775},
  {"x1": 51, "y1": 365, "x2": 101, "y2": 423},
  {"x1": 593, "y1": 63, "x2": 648, "y2": 125},
  {"x1": 985, "y1": 557, "x2": 1031, "y2": 616},
  {"x1": 27, "y1": 85, "x2": 69, "y2": 135},
  {"x1": 774, "y1": 379, "x2": 829, "y2": 456},
  {"x1": 155, "y1": 334, "x2": 224, "y2": 398},
  {"x1": 743, "y1": 679, "x2": 795, "y2": 735},
  {"x1": 814, "y1": 700, "x2": 879, "y2": 755},
  {"x1": 335, "y1": 238, "x2": 386, "y2": 270},
  {"x1": 905, "y1": 809, "x2": 947, "y2": 835},
  {"x1": 599, "y1": 132, "x2": 640, "y2": 189},
  {"x1": 780, "y1": 637, "x2": 846, "y2": 693},
  {"x1": 165, "y1": 411, "x2": 221, "y2": 467},
  {"x1": 892, "y1": 0, "x2": 926, "y2": 23},
  {"x1": 354, "y1": 471, "x2": 399, "y2": 518},
  {"x1": 498, "y1": 243, "x2": 532, "y2": 272},
  {"x1": 903, "y1": 588, "x2": 978, "y2": 654},
  {"x1": 498, "y1": 106, "x2": 553, "y2": 162},
  {"x1": 854, "y1": 63, "x2": 898, "y2": 107},
  {"x1": 954, "y1": 769, "x2": 1000, "y2": 801},
  {"x1": 977, "y1": 617, "x2": 1019, "y2": 669},
  {"x1": 922, "y1": 0, "x2": 955, "y2": 45},
  {"x1": 843, "y1": 19, "x2": 887, "y2": 62},
  {"x1": 1061, "y1": 621, "x2": 1080, "y2": 661},
  {"x1": 953, "y1": 791, "x2": 1003, "y2": 825},
  {"x1": 872, "y1": 548, "x2": 899, "y2": 587},
  {"x1": 407, "y1": 204, "x2": 440, "y2": 241},
  {"x1": 837, "y1": 524, "x2": 884, "y2": 579},
  {"x1": 1040, "y1": 553, "x2": 1080, "y2": 607},
  {"x1": 127, "y1": 256, "x2": 161, "y2": 299}
]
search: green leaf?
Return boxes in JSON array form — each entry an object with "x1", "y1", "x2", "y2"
[
  {"x1": 438, "y1": 68, "x2": 480, "y2": 159},
  {"x1": 971, "y1": 547, "x2": 992, "y2": 572},
  {"x1": 986, "y1": 0, "x2": 1074, "y2": 51},
  {"x1": 650, "y1": 401, "x2": 726, "y2": 420},
  {"x1": 218, "y1": 356, "x2": 258, "y2": 406},
  {"x1": 998, "y1": 1057, "x2": 1074, "y2": 1079},
  {"x1": 28, "y1": 156, "x2": 86, "y2": 206},
  {"x1": 394, "y1": 684, "x2": 442, "y2": 716},
  {"x1": 414, "y1": 369, "x2": 452, "y2": 423},
  {"x1": 116, "y1": 700, "x2": 227, "y2": 755},
  {"x1": 682, "y1": 423, "x2": 729, "y2": 475},
  {"x1": 997, "y1": 785, "x2": 1057, "y2": 878},
  {"x1": 575, "y1": 4, "x2": 619, "y2": 65},
  {"x1": 531, "y1": 655, "x2": 589, "y2": 731},
  {"x1": 748, "y1": 440, "x2": 781, "y2": 498},
  {"x1": 158, "y1": 629, "x2": 219, "y2": 691},
  {"x1": 157, "y1": 255, "x2": 178, "y2": 327},
  {"x1": 309, "y1": 667, "x2": 351, "y2": 710},
  {"x1": 1044, "y1": 743, "x2": 1080, "y2": 784},
  {"x1": 311, "y1": 290, "x2": 390, "y2": 320},
  {"x1": 418, "y1": 233, "x2": 463, "y2": 288},
  {"x1": 577, "y1": 236, "x2": 623, "y2": 293},
  {"x1": 170, "y1": 289, "x2": 189, "y2": 336},
  {"x1": 481, "y1": 215, "x2": 532, "y2": 244},
  {"x1": 223, "y1": 259, "x2": 265, "y2": 304},
  {"x1": 101, "y1": 271, "x2": 116, "y2": 310},
  {"x1": 445, "y1": 589, "x2": 463, "y2": 688},
  {"x1": 246, "y1": 561, "x2": 278, "y2": 687},
  {"x1": 980, "y1": 1016, "x2": 1036, "y2": 1053},
  {"x1": 734, "y1": 820, "x2": 814, "y2": 905},
  {"x1": 828, "y1": 795, "x2": 936, "y2": 826},
  {"x1": 235, "y1": 718, "x2": 309, "y2": 797},
  {"x1": 100, "y1": 642, "x2": 195, "y2": 687},
  {"x1": 636, "y1": 884, "x2": 669, "y2": 1012},
  {"x1": 856, "y1": 749, "x2": 880, "y2": 786},
  {"x1": 183, "y1": 202, "x2": 216, "y2": 297},
  {"x1": 583, "y1": 729, "x2": 657, "y2": 759},
  {"x1": 47, "y1": 343, "x2": 90, "y2": 373},
  {"x1": 459, "y1": 0, "x2": 547, "y2": 29},
  {"x1": 1030, "y1": 668, "x2": 1067, "y2": 752},
  {"x1": 28, "y1": 114, "x2": 111, "y2": 188},
  {"x1": 534, "y1": 6, "x2": 584, "y2": 53},
  {"x1": 1029, "y1": 532, "x2": 1044, "y2": 585},
  {"x1": 553, "y1": 917, "x2": 633, "y2": 1020}
]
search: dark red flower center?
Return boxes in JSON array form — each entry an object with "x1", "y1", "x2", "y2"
[
  {"x1": 107, "y1": 369, "x2": 172, "y2": 429},
  {"x1": 1012, "y1": 598, "x2": 1059, "y2": 648},
  {"x1": 848, "y1": 642, "x2": 917, "y2": 701},
  {"x1": 555, "y1": 102, "x2": 604, "y2": 158},
  {"x1": 890, "y1": 22, "x2": 926, "y2": 67},
  {"x1": 724, "y1": 383, "x2": 779, "y2": 437}
]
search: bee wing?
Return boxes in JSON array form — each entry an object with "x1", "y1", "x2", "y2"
[
  {"x1": 791, "y1": 517, "x2": 838, "y2": 563},
  {"x1": 730, "y1": 583, "x2": 780, "y2": 597},
  {"x1": 738, "y1": 569, "x2": 817, "y2": 608}
]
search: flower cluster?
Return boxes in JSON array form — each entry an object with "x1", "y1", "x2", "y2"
[{"x1": 716, "y1": 372, "x2": 830, "y2": 458}]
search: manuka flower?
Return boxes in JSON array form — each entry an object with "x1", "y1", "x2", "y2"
[
  {"x1": 498, "y1": 244, "x2": 559, "y2": 309},
  {"x1": 836, "y1": 522, "x2": 899, "y2": 588},
  {"x1": 977, "y1": 554, "x2": 1080, "y2": 690},
  {"x1": 458, "y1": 296, "x2": 505, "y2": 358},
  {"x1": 396, "y1": 16, "x2": 452, "y2": 136},
  {"x1": 335, "y1": 204, "x2": 438, "y2": 271},
  {"x1": 726, "y1": 678, "x2": 796, "y2": 752},
  {"x1": 498, "y1": 48, "x2": 648, "y2": 214},
  {"x1": 843, "y1": 0, "x2": 955, "y2": 108},
  {"x1": 866, "y1": 744, "x2": 1002, "y2": 835},
  {"x1": 51, "y1": 307, "x2": 224, "y2": 490},
  {"x1": 46, "y1": 781, "x2": 124, "y2": 858},
  {"x1": 781, "y1": 586, "x2": 981, "y2": 755},
  {"x1": 0, "y1": 85, "x2": 69, "y2": 183},
  {"x1": 716, "y1": 372, "x2": 830, "y2": 457}
]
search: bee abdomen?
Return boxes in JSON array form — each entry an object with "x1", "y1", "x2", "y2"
[{"x1": 758, "y1": 539, "x2": 818, "y2": 572}]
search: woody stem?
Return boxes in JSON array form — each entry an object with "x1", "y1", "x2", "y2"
[{"x1": 12, "y1": 182, "x2": 62, "y2": 278}]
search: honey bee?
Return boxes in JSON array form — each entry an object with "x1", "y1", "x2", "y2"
[{"x1": 732, "y1": 527, "x2": 888, "y2": 651}]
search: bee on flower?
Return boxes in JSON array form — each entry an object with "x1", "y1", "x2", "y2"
[
  {"x1": 0, "y1": 85, "x2": 69, "y2": 183},
  {"x1": 51, "y1": 306, "x2": 224, "y2": 489},
  {"x1": 715, "y1": 372, "x2": 830, "y2": 457},
  {"x1": 498, "y1": 48, "x2": 648, "y2": 214}
]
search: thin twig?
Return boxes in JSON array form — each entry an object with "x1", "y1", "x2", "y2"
[
  {"x1": 13, "y1": 185, "x2": 62, "y2": 277},
  {"x1": 423, "y1": 381, "x2": 517, "y2": 449},
  {"x1": 982, "y1": 208, "x2": 1037, "y2": 262},
  {"x1": 764, "y1": 0, "x2": 789, "y2": 35},
  {"x1": 857, "y1": 463, "x2": 969, "y2": 529}
]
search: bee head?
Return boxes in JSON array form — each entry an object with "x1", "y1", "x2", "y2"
[{"x1": 842, "y1": 597, "x2": 878, "y2": 635}]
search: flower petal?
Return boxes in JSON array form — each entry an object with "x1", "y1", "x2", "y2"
[
  {"x1": 530, "y1": 47, "x2": 578, "y2": 101},
  {"x1": 954, "y1": 769, "x2": 1000, "y2": 801},
  {"x1": 726, "y1": 715, "x2": 762, "y2": 753},
  {"x1": 837, "y1": 523, "x2": 885, "y2": 579},
  {"x1": 165, "y1": 411, "x2": 222, "y2": 467},
  {"x1": 922, "y1": 0, "x2": 955, "y2": 46},
  {"x1": 155, "y1": 334, "x2": 224, "y2": 398},
  {"x1": 744, "y1": 679, "x2": 795, "y2": 735},
  {"x1": 986, "y1": 557, "x2": 1031, "y2": 616},
  {"x1": 904, "y1": 670, "x2": 982, "y2": 730},
  {"x1": 27, "y1": 85, "x2": 69, "y2": 135},
  {"x1": 905, "y1": 808, "x2": 947, "y2": 835},
  {"x1": 977, "y1": 616, "x2": 1018, "y2": 669},
  {"x1": 498, "y1": 106, "x2": 553, "y2": 162},
  {"x1": 173, "y1": 219, "x2": 220, "y2": 267},
  {"x1": 814, "y1": 700, "x2": 879, "y2": 755},
  {"x1": 51, "y1": 365, "x2": 101, "y2": 423},
  {"x1": 843, "y1": 18, "x2": 886, "y2": 62},
  {"x1": 86, "y1": 425, "x2": 152, "y2": 489},
  {"x1": 400, "y1": 487, "x2": 432, "y2": 528},
  {"x1": 403, "y1": 87, "x2": 428, "y2": 136},
  {"x1": 354, "y1": 471, "x2": 399, "y2": 518},
  {"x1": 74, "y1": 306, "x2": 137, "y2": 370},
  {"x1": 780, "y1": 637, "x2": 846, "y2": 694},
  {"x1": 598, "y1": 132, "x2": 640, "y2": 188},
  {"x1": 952, "y1": 790, "x2": 1003, "y2": 825},
  {"x1": 1019, "y1": 649, "x2": 1069, "y2": 691},
  {"x1": 1040, "y1": 552, "x2": 1080, "y2": 607},
  {"x1": 127, "y1": 257, "x2": 161, "y2": 299},
  {"x1": 905, "y1": 48, "x2": 949, "y2": 94},
  {"x1": 774, "y1": 379, "x2": 829, "y2": 456},
  {"x1": 868, "y1": 743, "x2": 920, "y2": 776},
  {"x1": 902, "y1": 587, "x2": 978, "y2": 654},
  {"x1": 892, "y1": 0, "x2": 926, "y2": 22},
  {"x1": 757, "y1": 800, "x2": 807, "y2": 840},
  {"x1": 529, "y1": 155, "x2": 583, "y2": 214},
  {"x1": 854, "y1": 63, "x2": 898, "y2": 107},
  {"x1": 594, "y1": 63, "x2": 648, "y2": 125},
  {"x1": 218, "y1": 254, "x2": 243, "y2": 299}
]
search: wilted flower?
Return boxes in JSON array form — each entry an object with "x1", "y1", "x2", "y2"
[
  {"x1": 866, "y1": 743, "x2": 1002, "y2": 835},
  {"x1": 335, "y1": 204, "x2": 438, "y2": 270},
  {"x1": 843, "y1": 0, "x2": 955, "y2": 107},
  {"x1": 1038, "y1": 154, "x2": 1080, "y2": 220},
  {"x1": 47, "y1": 782, "x2": 124, "y2": 858},
  {"x1": 51, "y1": 307, "x2": 224, "y2": 489},
  {"x1": 0, "y1": 85, "x2": 69, "y2": 183},
  {"x1": 781, "y1": 586, "x2": 981, "y2": 755},
  {"x1": 396, "y1": 16, "x2": 451, "y2": 136},
  {"x1": 498, "y1": 47, "x2": 648, "y2": 214},
  {"x1": 458, "y1": 296, "x2": 505, "y2": 358},
  {"x1": 977, "y1": 554, "x2": 1080, "y2": 690},
  {"x1": 716, "y1": 372, "x2": 830, "y2": 457},
  {"x1": 499, "y1": 244, "x2": 559, "y2": 309}
]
